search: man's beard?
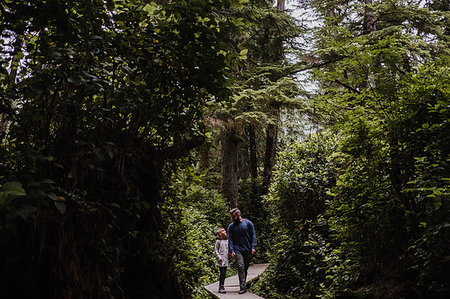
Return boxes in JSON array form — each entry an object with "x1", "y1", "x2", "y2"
[{"x1": 234, "y1": 219, "x2": 240, "y2": 224}]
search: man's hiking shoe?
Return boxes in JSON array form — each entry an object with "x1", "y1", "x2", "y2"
[
  {"x1": 238, "y1": 288, "x2": 247, "y2": 294},
  {"x1": 218, "y1": 288, "x2": 226, "y2": 294}
]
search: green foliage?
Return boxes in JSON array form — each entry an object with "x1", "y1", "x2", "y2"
[
  {"x1": 268, "y1": 136, "x2": 337, "y2": 228},
  {"x1": 162, "y1": 166, "x2": 231, "y2": 298},
  {"x1": 238, "y1": 178, "x2": 272, "y2": 263},
  {"x1": 253, "y1": 0, "x2": 449, "y2": 296},
  {"x1": 254, "y1": 135, "x2": 338, "y2": 298},
  {"x1": 320, "y1": 61, "x2": 450, "y2": 297},
  {"x1": 204, "y1": 2, "x2": 304, "y2": 201},
  {"x1": 254, "y1": 60, "x2": 449, "y2": 297},
  {"x1": 393, "y1": 59, "x2": 450, "y2": 295}
]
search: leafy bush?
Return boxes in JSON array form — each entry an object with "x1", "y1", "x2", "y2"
[
  {"x1": 253, "y1": 135, "x2": 338, "y2": 298},
  {"x1": 255, "y1": 60, "x2": 450, "y2": 298},
  {"x1": 238, "y1": 178, "x2": 272, "y2": 263},
  {"x1": 162, "y1": 168, "x2": 232, "y2": 298}
]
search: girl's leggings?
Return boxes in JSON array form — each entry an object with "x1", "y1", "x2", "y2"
[{"x1": 219, "y1": 266, "x2": 227, "y2": 287}]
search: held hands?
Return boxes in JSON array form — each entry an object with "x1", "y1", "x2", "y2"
[{"x1": 231, "y1": 251, "x2": 255, "y2": 257}]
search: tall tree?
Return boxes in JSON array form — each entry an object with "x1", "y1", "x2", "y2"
[
  {"x1": 248, "y1": 124, "x2": 258, "y2": 179},
  {"x1": 211, "y1": 2, "x2": 301, "y2": 206},
  {"x1": 221, "y1": 120, "x2": 240, "y2": 208},
  {"x1": 262, "y1": 0, "x2": 288, "y2": 190}
]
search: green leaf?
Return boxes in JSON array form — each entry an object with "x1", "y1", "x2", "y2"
[
  {"x1": 0, "y1": 191, "x2": 8, "y2": 205},
  {"x1": 433, "y1": 197, "x2": 443, "y2": 209},
  {"x1": 16, "y1": 205, "x2": 37, "y2": 219},
  {"x1": 104, "y1": 144, "x2": 114, "y2": 159},
  {"x1": 111, "y1": 203, "x2": 121, "y2": 209},
  {"x1": 141, "y1": 202, "x2": 151, "y2": 210},
  {"x1": 54, "y1": 201, "x2": 66, "y2": 214},
  {"x1": 143, "y1": 2, "x2": 158, "y2": 15},
  {"x1": 40, "y1": 178, "x2": 55, "y2": 185},
  {"x1": 433, "y1": 189, "x2": 442, "y2": 196},
  {"x1": 47, "y1": 192, "x2": 58, "y2": 201},
  {"x1": 2, "y1": 181, "x2": 26, "y2": 196}
]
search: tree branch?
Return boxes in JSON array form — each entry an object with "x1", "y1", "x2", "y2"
[
  {"x1": 284, "y1": 56, "x2": 348, "y2": 76},
  {"x1": 334, "y1": 79, "x2": 361, "y2": 94}
]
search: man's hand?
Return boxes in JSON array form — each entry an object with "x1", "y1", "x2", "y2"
[
  {"x1": 252, "y1": 249, "x2": 256, "y2": 255},
  {"x1": 231, "y1": 252, "x2": 236, "y2": 258}
]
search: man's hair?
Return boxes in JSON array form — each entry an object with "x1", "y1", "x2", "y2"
[{"x1": 229, "y1": 208, "x2": 241, "y2": 216}]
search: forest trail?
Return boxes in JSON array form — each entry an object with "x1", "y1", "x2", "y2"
[{"x1": 205, "y1": 263, "x2": 269, "y2": 298}]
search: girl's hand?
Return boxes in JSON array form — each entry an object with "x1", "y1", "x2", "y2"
[{"x1": 231, "y1": 252, "x2": 236, "y2": 258}]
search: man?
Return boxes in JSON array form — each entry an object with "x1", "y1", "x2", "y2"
[{"x1": 227, "y1": 208, "x2": 257, "y2": 294}]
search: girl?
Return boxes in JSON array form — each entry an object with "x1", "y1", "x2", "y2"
[{"x1": 214, "y1": 228, "x2": 229, "y2": 294}]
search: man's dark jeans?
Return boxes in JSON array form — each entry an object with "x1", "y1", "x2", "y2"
[{"x1": 235, "y1": 252, "x2": 253, "y2": 290}]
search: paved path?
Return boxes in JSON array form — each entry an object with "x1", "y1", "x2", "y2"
[{"x1": 205, "y1": 263, "x2": 269, "y2": 298}]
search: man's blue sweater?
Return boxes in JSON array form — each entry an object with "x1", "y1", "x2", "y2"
[{"x1": 227, "y1": 218, "x2": 257, "y2": 254}]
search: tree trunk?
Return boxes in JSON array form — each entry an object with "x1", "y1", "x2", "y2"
[
  {"x1": 199, "y1": 143, "x2": 209, "y2": 172},
  {"x1": 263, "y1": 109, "x2": 280, "y2": 190},
  {"x1": 221, "y1": 123, "x2": 239, "y2": 208},
  {"x1": 239, "y1": 140, "x2": 250, "y2": 180},
  {"x1": 262, "y1": 0, "x2": 285, "y2": 191},
  {"x1": 363, "y1": 0, "x2": 376, "y2": 34},
  {"x1": 248, "y1": 125, "x2": 258, "y2": 180}
]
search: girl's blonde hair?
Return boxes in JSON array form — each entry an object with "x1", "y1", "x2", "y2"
[{"x1": 216, "y1": 228, "x2": 227, "y2": 240}]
